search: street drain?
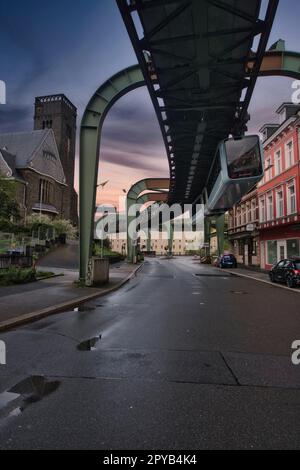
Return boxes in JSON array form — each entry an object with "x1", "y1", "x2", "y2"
[
  {"x1": 195, "y1": 274, "x2": 232, "y2": 278},
  {"x1": 77, "y1": 335, "x2": 102, "y2": 351}
]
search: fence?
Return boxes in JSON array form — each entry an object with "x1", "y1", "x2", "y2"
[{"x1": 0, "y1": 254, "x2": 33, "y2": 270}]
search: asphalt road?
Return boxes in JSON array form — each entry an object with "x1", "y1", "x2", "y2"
[
  {"x1": 0, "y1": 257, "x2": 300, "y2": 450},
  {"x1": 37, "y1": 240, "x2": 79, "y2": 270}
]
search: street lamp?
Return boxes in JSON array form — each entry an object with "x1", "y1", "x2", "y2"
[{"x1": 96, "y1": 181, "x2": 110, "y2": 259}]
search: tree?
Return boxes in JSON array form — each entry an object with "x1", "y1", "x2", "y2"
[
  {"x1": 26, "y1": 214, "x2": 77, "y2": 240},
  {"x1": 0, "y1": 177, "x2": 20, "y2": 221}
]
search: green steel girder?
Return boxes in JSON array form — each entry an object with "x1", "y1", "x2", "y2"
[
  {"x1": 257, "y1": 49, "x2": 300, "y2": 80},
  {"x1": 80, "y1": 65, "x2": 145, "y2": 282},
  {"x1": 204, "y1": 214, "x2": 225, "y2": 256},
  {"x1": 126, "y1": 178, "x2": 170, "y2": 263},
  {"x1": 79, "y1": 35, "x2": 300, "y2": 283}
]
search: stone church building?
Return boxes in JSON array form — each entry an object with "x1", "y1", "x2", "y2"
[{"x1": 0, "y1": 94, "x2": 78, "y2": 225}]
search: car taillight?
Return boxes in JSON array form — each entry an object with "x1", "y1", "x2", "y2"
[{"x1": 293, "y1": 270, "x2": 300, "y2": 275}]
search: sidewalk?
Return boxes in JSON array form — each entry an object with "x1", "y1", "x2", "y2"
[
  {"x1": 0, "y1": 263, "x2": 142, "y2": 331},
  {"x1": 224, "y1": 265, "x2": 300, "y2": 293},
  {"x1": 232, "y1": 267, "x2": 270, "y2": 282}
]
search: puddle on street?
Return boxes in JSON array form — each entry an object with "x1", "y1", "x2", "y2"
[
  {"x1": 77, "y1": 335, "x2": 102, "y2": 351},
  {"x1": 0, "y1": 392, "x2": 20, "y2": 411},
  {"x1": 10, "y1": 376, "x2": 61, "y2": 403},
  {"x1": 0, "y1": 376, "x2": 61, "y2": 424}
]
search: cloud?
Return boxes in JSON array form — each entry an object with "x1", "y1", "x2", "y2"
[
  {"x1": 101, "y1": 147, "x2": 169, "y2": 173},
  {"x1": 0, "y1": 104, "x2": 32, "y2": 133}
]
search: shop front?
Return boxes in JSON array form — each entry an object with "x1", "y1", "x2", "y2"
[
  {"x1": 229, "y1": 226, "x2": 260, "y2": 267},
  {"x1": 260, "y1": 224, "x2": 300, "y2": 270}
]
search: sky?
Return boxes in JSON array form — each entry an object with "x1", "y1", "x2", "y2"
[{"x1": 0, "y1": 0, "x2": 299, "y2": 207}]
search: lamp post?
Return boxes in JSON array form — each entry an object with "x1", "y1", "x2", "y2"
[{"x1": 96, "y1": 181, "x2": 109, "y2": 259}]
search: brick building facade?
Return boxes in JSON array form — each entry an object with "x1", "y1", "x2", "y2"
[
  {"x1": 0, "y1": 129, "x2": 68, "y2": 221},
  {"x1": 228, "y1": 188, "x2": 260, "y2": 267},
  {"x1": 258, "y1": 103, "x2": 300, "y2": 269},
  {"x1": 228, "y1": 102, "x2": 300, "y2": 270},
  {"x1": 0, "y1": 94, "x2": 78, "y2": 224}
]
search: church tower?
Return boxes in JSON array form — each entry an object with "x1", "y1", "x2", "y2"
[{"x1": 34, "y1": 94, "x2": 78, "y2": 224}]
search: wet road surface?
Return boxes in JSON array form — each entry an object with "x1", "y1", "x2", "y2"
[{"x1": 0, "y1": 258, "x2": 300, "y2": 449}]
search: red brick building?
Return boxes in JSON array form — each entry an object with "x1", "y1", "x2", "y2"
[{"x1": 258, "y1": 103, "x2": 300, "y2": 269}]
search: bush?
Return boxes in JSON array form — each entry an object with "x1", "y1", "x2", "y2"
[
  {"x1": 26, "y1": 214, "x2": 77, "y2": 240},
  {"x1": 0, "y1": 267, "x2": 36, "y2": 286},
  {"x1": 93, "y1": 244, "x2": 125, "y2": 264}
]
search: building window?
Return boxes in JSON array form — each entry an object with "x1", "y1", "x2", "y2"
[
  {"x1": 287, "y1": 239, "x2": 300, "y2": 258},
  {"x1": 246, "y1": 203, "x2": 250, "y2": 223},
  {"x1": 265, "y1": 157, "x2": 272, "y2": 181},
  {"x1": 285, "y1": 141, "x2": 294, "y2": 169},
  {"x1": 238, "y1": 240, "x2": 244, "y2": 256},
  {"x1": 266, "y1": 194, "x2": 274, "y2": 221},
  {"x1": 275, "y1": 150, "x2": 282, "y2": 176},
  {"x1": 236, "y1": 209, "x2": 241, "y2": 227},
  {"x1": 242, "y1": 205, "x2": 247, "y2": 225},
  {"x1": 39, "y1": 179, "x2": 52, "y2": 205},
  {"x1": 276, "y1": 190, "x2": 284, "y2": 218},
  {"x1": 267, "y1": 241, "x2": 278, "y2": 265},
  {"x1": 43, "y1": 151, "x2": 57, "y2": 162},
  {"x1": 287, "y1": 183, "x2": 296, "y2": 215},
  {"x1": 251, "y1": 200, "x2": 257, "y2": 222},
  {"x1": 259, "y1": 198, "x2": 266, "y2": 223}
]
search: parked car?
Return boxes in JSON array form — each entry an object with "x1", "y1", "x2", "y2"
[
  {"x1": 269, "y1": 258, "x2": 300, "y2": 288},
  {"x1": 215, "y1": 254, "x2": 237, "y2": 269}
]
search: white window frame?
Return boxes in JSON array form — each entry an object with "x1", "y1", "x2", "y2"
[
  {"x1": 265, "y1": 157, "x2": 272, "y2": 182},
  {"x1": 287, "y1": 182, "x2": 296, "y2": 215},
  {"x1": 259, "y1": 197, "x2": 266, "y2": 223},
  {"x1": 242, "y1": 205, "x2": 247, "y2": 225},
  {"x1": 251, "y1": 200, "x2": 257, "y2": 222},
  {"x1": 275, "y1": 150, "x2": 282, "y2": 176},
  {"x1": 236, "y1": 209, "x2": 241, "y2": 227},
  {"x1": 266, "y1": 193, "x2": 274, "y2": 221},
  {"x1": 276, "y1": 189, "x2": 284, "y2": 218},
  {"x1": 285, "y1": 140, "x2": 294, "y2": 169}
]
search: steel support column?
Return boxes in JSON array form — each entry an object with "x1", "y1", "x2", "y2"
[
  {"x1": 79, "y1": 65, "x2": 145, "y2": 282},
  {"x1": 167, "y1": 222, "x2": 174, "y2": 256},
  {"x1": 204, "y1": 217, "x2": 212, "y2": 256},
  {"x1": 216, "y1": 214, "x2": 226, "y2": 256},
  {"x1": 126, "y1": 179, "x2": 170, "y2": 263}
]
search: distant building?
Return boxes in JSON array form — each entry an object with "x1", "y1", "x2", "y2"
[
  {"x1": 0, "y1": 94, "x2": 78, "y2": 224},
  {"x1": 228, "y1": 189, "x2": 260, "y2": 267},
  {"x1": 110, "y1": 233, "x2": 199, "y2": 256}
]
